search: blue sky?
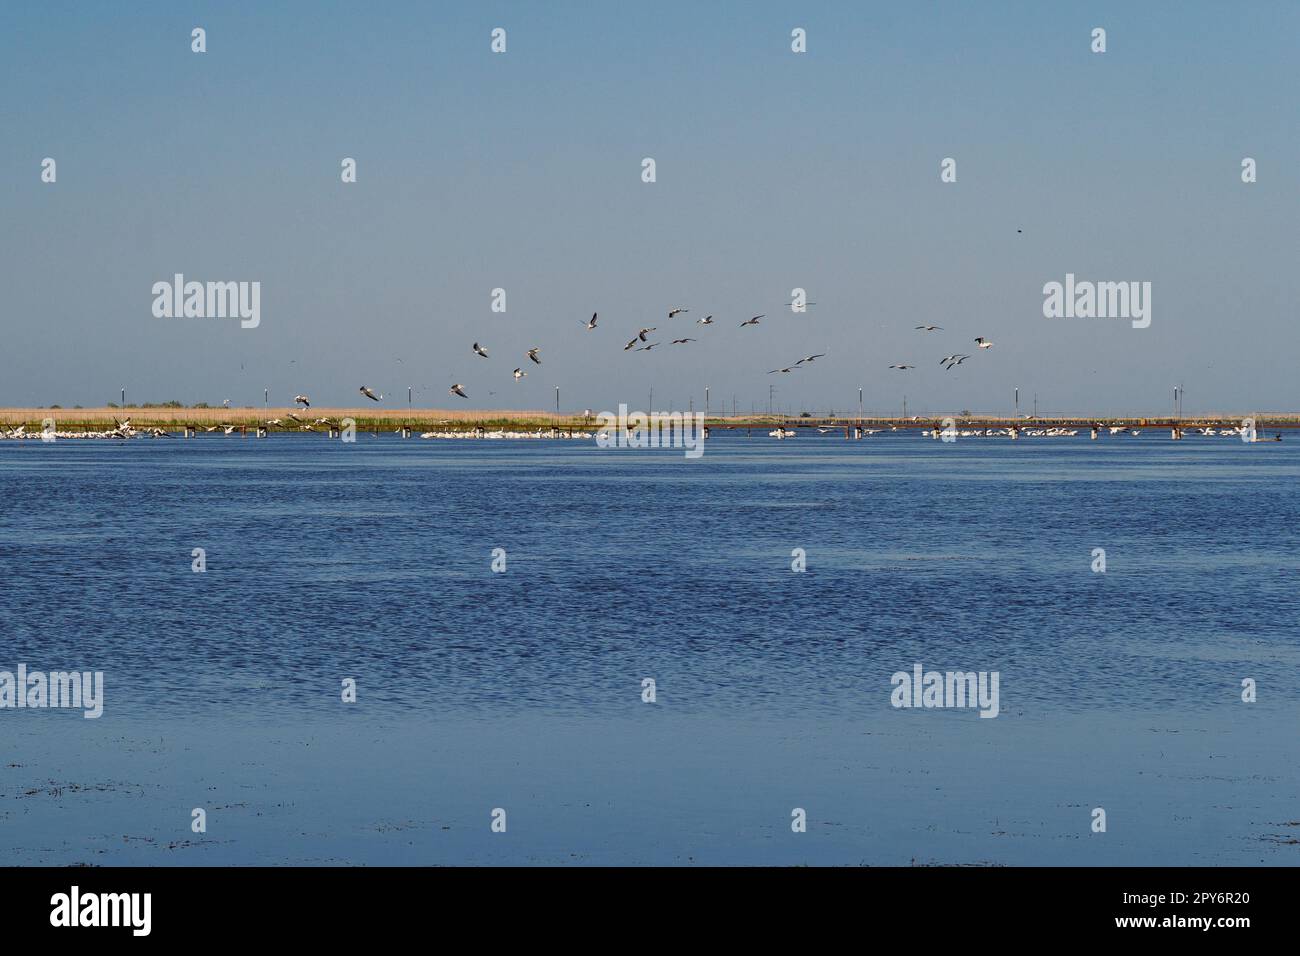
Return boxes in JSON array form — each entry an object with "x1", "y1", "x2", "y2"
[{"x1": 2, "y1": 1, "x2": 1298, "y2": 416}]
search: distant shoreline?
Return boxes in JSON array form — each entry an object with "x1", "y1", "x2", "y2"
[{"x1": 2, "y1": 406, "x2": 1299, "y2": 432}]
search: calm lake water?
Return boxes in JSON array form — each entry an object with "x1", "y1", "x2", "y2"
[{"x1": 2, "y1": 432, "x2": 1298, "y2": 864}]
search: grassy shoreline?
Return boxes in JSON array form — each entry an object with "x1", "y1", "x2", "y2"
[{"x1": 2, "y1": 406, "x2": 1299, "y2": 432}]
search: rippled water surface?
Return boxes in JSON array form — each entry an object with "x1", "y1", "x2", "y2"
[
  {"x1": 3, "y1": 432, "x2": 1296, "y2": 716},
  {"x1": 2, "y1": 432, "x2": 1298, "y2": 864}
]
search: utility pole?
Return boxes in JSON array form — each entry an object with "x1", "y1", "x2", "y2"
[
  {"x1": 768, "y1": 384, "x2": 774, "y2": 416},
  {"x1": 649, "y1": 387, "x2": 653, "y2": 411},
  {"x1": 705, "y1": 386, "x2": 709, "y2": 419},
  {"x1": 1015, "y1": 387, "x2": 1019, "y2": 417},
  {"x1": 120, "y1": 386, "x2": 125, "y2": 407},
  {"x1": 264, "y1": 388, "x2": 268, "y2": 408},
  {"x1": 902, "y1": 395, "x2": 907, "y2": 419},
  {"x1": 858, "y1": 387, "x2": 863, "y2": 423},
  {"x1": 555, "y1": 386, "x2": 560, "y2": 415},
  {"x1": 1033, "y1": 393, "x2": 1038, "y2": 417}
]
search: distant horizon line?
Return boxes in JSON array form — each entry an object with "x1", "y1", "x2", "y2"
[{"x1": 3, "y1": 406, "x2": 1298, "y2": 425}]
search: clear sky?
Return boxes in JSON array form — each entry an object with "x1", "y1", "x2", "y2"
[{"x1": 3, "y1": 1, "x2": 1298, "y2": 417}]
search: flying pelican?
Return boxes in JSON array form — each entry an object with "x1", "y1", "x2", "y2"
[
  {"x1": 637, "y1": 327, "x2": 656, "y2": 341},
  {"x1": 974, "y1": 337, "x2": 993, "y2": 349},
  {"x1": 889, "y1": 364, "x2": 915, "y2": 370},
  {"x1": 584, "y1": 313, "x2": 598, "y2": 330},
  {"x1": 637, "y1": 342, "x2": 660, "y2": 352},
  {"x1": 795, "y1": 353, "x2": 826, "y2": 364},
  {"x1": 449, "y1": 384, "x2": 468, "y2": 398},
  {"x1": 623, "y1": 337, "x2": 639, "y2": 351},
  {"x1": 668, "y1": 308, "x2": 688, "y2": 318},
  {"x1": 671, "y1": 338, "x2": 696, "y2": 344},
  {"x1": 473, "y1": 342, "x2": 489, "y2": 358},
  {"x1": 696, "y1": 315, "x2": 714, "y2": 325},
  {"x1": 740, "y1": 315, "x2": 762, "y2": 327},
  {"x1": 527, "y1": 348, "x2": 541, "y2": 364},
  {"x1": 513, "y1": 368, "x2": 526, "y2": 381},
  {"x1": 915, "y1": 325, "x2": 943, "y2": 331},
  {"x1": 943, "y1": 354, "x2": 970, "y2": 369},
  {"x1": 768, "y1": 366, "x2": 800, "y2": 374},
  {"x1": 359, "y1": 385, "x2": 381, "y2": 401},
  {"x1": 293, "y1": 394, "x2": 310, "y2": 408}
]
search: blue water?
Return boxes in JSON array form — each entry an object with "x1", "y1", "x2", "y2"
[{"x1": 2, "y1": 432, "x2": 1298, "y2": 864}]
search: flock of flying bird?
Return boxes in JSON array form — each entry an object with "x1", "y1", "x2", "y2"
[
  {"x1": 889, "y1": 327, "x2": 994, "y2": 371},
  {"x1": 278, "y1": 308, "x2": 997, "y2": 409},
  {"x1": 330, "y1": 305, "x2": 833, "y2": 404}
]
